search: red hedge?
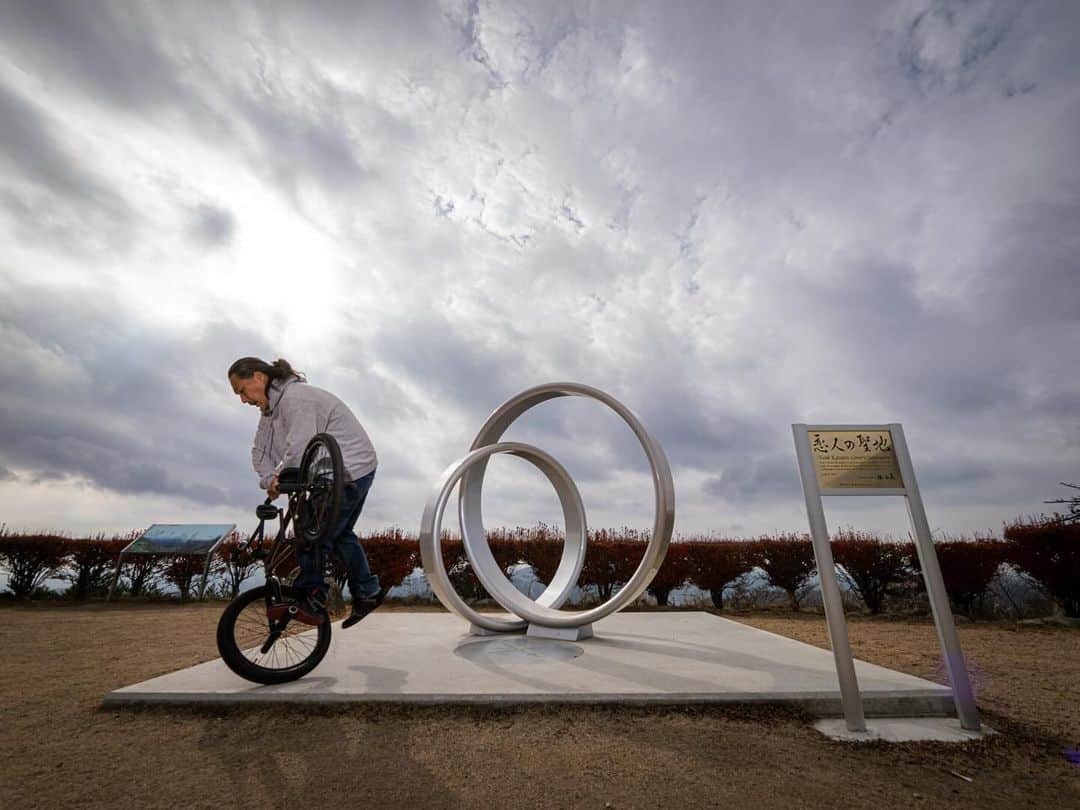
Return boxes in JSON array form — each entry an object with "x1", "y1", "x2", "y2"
[
  {"x1": 685, "y1": 540, "x2": 759, "y2": 609},
  {"x1": 1005, "y1": 517, "x2": 1080, "y2": 617},
  {"x1": 908, "y1": 537, "x2": 1007, "y2": 617},
  {"x1": 831, "y1": 531, "x2": 913, "y2": 614},
  {"x1": 0, "y1": 532, "x2": 71, "y2": 598},
  {"x1": 754, "y1": 534, "x2": 816, "y2": 612}
]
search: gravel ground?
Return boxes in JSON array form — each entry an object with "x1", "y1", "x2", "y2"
[{"x1": 1, "y1": 601, "x2": 1077, "y2": 809}]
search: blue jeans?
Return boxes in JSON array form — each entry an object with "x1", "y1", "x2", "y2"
[{"x1": 294, "y1": 470, "x2": 380, "y2": 601}]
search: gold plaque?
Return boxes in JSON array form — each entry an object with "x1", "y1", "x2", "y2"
[{"x1": 809, "y1": 430, "x2": 904, "y2": 489}]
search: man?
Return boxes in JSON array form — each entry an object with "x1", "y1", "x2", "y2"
[{"x1": 228, "y1": 356, "x2": 386, "y2": 628}]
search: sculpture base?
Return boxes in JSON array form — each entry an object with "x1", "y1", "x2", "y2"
[
  {"x1": 527, "y1": 623, "x2": 594, "y2": 641},
  {"x1": 469, "y1": 623, "x2": 524, "y2": 636}
]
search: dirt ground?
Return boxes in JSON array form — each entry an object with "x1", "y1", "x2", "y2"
[{"x1": 1, "y1": 602, "x2": 1077, "y2": 809}]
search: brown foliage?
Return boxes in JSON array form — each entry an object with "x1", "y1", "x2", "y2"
[
  {"x1": 161, "y1": 554, "x2": 208, "y2": 600},
  {"x1": 362, "y1": 528, "x2": 418, "y2": 590},
  {"x1": 582, "y1": 530, "x2": 646, "y2": 602},
  {"x1": 754, "y1": 534, "x2": 816, "y2": 612},
  {"x1": 439, "y1": 537, "x2": 489, "y2": 601},
  {"x1": 121, "y1": 552, "x2": 164, "y2": 597},
  {"x1": 0, "y1": 530, "x2": 71, "y2": 598},
  {"x1": 1005, "y1": 516, "x2": 1080, "y2": 617},
  {"x1": 648, "y1": 542, "x2": 691, "y2": 606},
  {"x1": 65, "y1": 535, "x2": 130, "y2": 600},
  {"x1": 214, "y1": 531, "x2": 259, "y2": 599},
  {"x1": 909, "y1": 537, "x2": 1007, "y2": 618},
  {"x1": 685, "y1": 540, "x2": 757, "y2": 609},
  {"x1": 831, "y1": 531, "x2": 913, "y2": 614}
]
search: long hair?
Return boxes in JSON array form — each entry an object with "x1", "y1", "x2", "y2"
[{"x1": 227, "y1": 357, "x2": 306, "y2": 386}]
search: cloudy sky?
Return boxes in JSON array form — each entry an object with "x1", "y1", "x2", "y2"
[{"x1": 1, "y1": 0, "x2": 1077, "y2": 542}]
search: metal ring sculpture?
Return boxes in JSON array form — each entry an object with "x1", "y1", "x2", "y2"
[{"x1": 419, "y1": 382, "x2": 675, "y2": 634}]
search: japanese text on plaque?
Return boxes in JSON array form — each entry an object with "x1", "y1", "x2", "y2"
[{"x1": 810, "y1": 430, "x2": 904, "y2": 489}]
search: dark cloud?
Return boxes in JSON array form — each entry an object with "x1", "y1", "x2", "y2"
[
  {"x1": 0, "y1": 81, "x2": 104, "y2": 201},
  {"x1": 0, "y1": 0, "x2": 189, "y2": 112},
  {"x1": 372, "y1": 315, "x2": 532, "y2": 420},
  {"x1": 189, "y1": 204, "x2": 236, "y2": 247},
  {"x1": 701, "y1": 453, "x2": 802, "y2": 504},
  {"x1": 0, "y1": 80, "x2": 133, "y2": 250},
  {"x1": 0, "y1": 281, "x2": 273, "y2": 507}
]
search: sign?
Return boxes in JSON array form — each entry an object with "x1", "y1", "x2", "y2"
[
  {"x1": 108, "y1": 523, "x2": 236, "y2": 602},
  {"x1": 122, "y1": 524, "x2": 235, "y2": 555},
  {"x1": 808, "y1": 429, "x2": 903, "y2": 490},
  {"x1": 791, "y1": 423, "x2": 980, "y2": 734}
]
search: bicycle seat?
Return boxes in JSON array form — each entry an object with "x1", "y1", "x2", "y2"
[{"x1": 278, "y1": 466, "x2": 303, "y2": 493}]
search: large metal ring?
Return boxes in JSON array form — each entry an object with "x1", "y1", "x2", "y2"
[{"x1": 420, "y1": 382, "x2": 676, "y2": 633}]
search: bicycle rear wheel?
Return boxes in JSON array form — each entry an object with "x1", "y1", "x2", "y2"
[
  {"x1": 298, "y1": 432, "x2": 345, "y2": 547},
  {"x1": 216, "y1": 584, "x2": 331, "y2": 684}
]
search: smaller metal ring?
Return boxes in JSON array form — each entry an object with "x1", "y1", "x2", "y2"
[{"x1": 419, "y1": 442, "x2": 587, "y2": 633}]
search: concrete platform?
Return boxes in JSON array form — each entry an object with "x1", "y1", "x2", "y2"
[
  {"x1": 104, "y1": 611, "x2": 955, "y2": 716},
  {"x1": 814, "y1": 717, "x2": 995, "y2": 742},
  {"x1": 107, "y1": 613, "x2": 954, "y2": 717}
]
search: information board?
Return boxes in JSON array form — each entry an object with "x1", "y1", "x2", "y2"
[
  {"x1": 808, "y1": 429, "x2": 904, "y2": 489},
  {"x1": 122, "y1": 524, "x2": 235, "y2": 555}
]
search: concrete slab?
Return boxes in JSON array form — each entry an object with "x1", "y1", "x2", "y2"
[
  {"x1": 814, "y1": 717, "x2": 995, "y2": 743},
  {"x1": 103, "y1": 611, "x2": 955, "y2": 716}
]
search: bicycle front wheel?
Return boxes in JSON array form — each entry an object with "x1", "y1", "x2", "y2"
[{"x1": 216, "y1": 584, "x2": 331, "y2": 684}]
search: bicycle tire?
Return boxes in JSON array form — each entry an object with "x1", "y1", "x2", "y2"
[
  {"x1": 298, "y1": 432, "x2": 345, "y2": 547},
  {"x1": 216, "y1": 584, "x2": 331, "y2": 685}
]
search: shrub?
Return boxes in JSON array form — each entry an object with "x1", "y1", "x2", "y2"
[
  {"x1": 831, "y1": 531, "x2": 913, "y2": 614},
  {"x1": 755, "y1": 534, "x2": 817, "y2": 612},
  {"x1": 63, "y1": 534, "x2": 131, "y2": 600},
  {"x1": 214, "y1": 531, "x2": 260, "y2": 599},
  {"x1": 362, "y1": 528, "x2": 418, "y2": 590},
  {"x1": 439, "y1": 536, "x2": 489, "y2": 602},
  {"x1": 647, "y1": 542, "x2": 691, "y2": 606},
  {"x1": 519, "y1": 536, "x2": 566, "y2": 587},
  {"x1": 1005, "y1": 516, "x2": 1080, "y2": 617},
  {"x1": 121, "y1": 552, "x2": 165, "y2": 597},
  {"x1": 685, "y1": 540, "x2": 757, "y2": 609},
  {"x1": 582, "y1": 530, "x2": 646, "y2": 603},
  {"x1": 909, "y1": 536, "x2": 1007, "y2": 619},
  {"x1": 0, "y1": 530, "x2": 71, "y2": 598},
  {"x1": 161, "y1": 554, "x2": 209, "y2": 600}
]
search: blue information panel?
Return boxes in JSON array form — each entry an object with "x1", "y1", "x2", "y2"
[{"x1": 122, "y1": 524, "x2": 235, "y2": 555}]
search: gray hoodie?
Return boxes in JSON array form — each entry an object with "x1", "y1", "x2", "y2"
[{"x1": 251, "y1": 377, "x2": 378, "y2": 490}]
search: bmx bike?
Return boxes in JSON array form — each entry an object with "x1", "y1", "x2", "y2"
[{"x1": 216, "y1": 432, "x2": 348, "y2": 685}]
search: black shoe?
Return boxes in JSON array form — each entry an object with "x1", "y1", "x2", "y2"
[{"x1": 342, "y1": 586, "x2": 387, "y2": 629}]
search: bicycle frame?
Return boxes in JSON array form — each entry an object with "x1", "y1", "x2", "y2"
[
  {"x1": 241, "y1": 491, "x2": 345, "y2": 607},
  {"x1": 241, "y1": 497, "x2": 301, "y2": 603}
]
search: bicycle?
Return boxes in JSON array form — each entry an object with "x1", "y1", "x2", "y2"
[{"x1": 216, "y1": 432, "x2": 348, "y2": 684}]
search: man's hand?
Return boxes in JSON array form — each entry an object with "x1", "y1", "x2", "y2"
[{"x1": 268, "y1": 474, "x2": 281, "y2": 500}]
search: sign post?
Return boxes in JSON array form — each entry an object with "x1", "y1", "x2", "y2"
[
  {"x1": 107, "y1": 524, "x2": 235, "y2": 601},
  {"x1": 792, "y1": 424, "x2": 980, "y2": 733}
]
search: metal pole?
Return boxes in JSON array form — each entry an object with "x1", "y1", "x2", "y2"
[
  {"x1": 198, "y1": 552, "x2": 214, "y2": 600},
  {"x1": 792, "y1": 425, "x2": 867, "y2": 732},
  {"x1": 107, "y1": 553, "x2": 124, "y2": 602},
  {"x1": 889, "y1": 424, "x2": 980, "y2": 731}
]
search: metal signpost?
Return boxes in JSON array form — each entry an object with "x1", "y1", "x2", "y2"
[
  {"x1": 792, "y1": 423, "x2": 980, "y2": 733},
  {"x1": 107, "y1": 523, "x2": 235, "y2": 601}
]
